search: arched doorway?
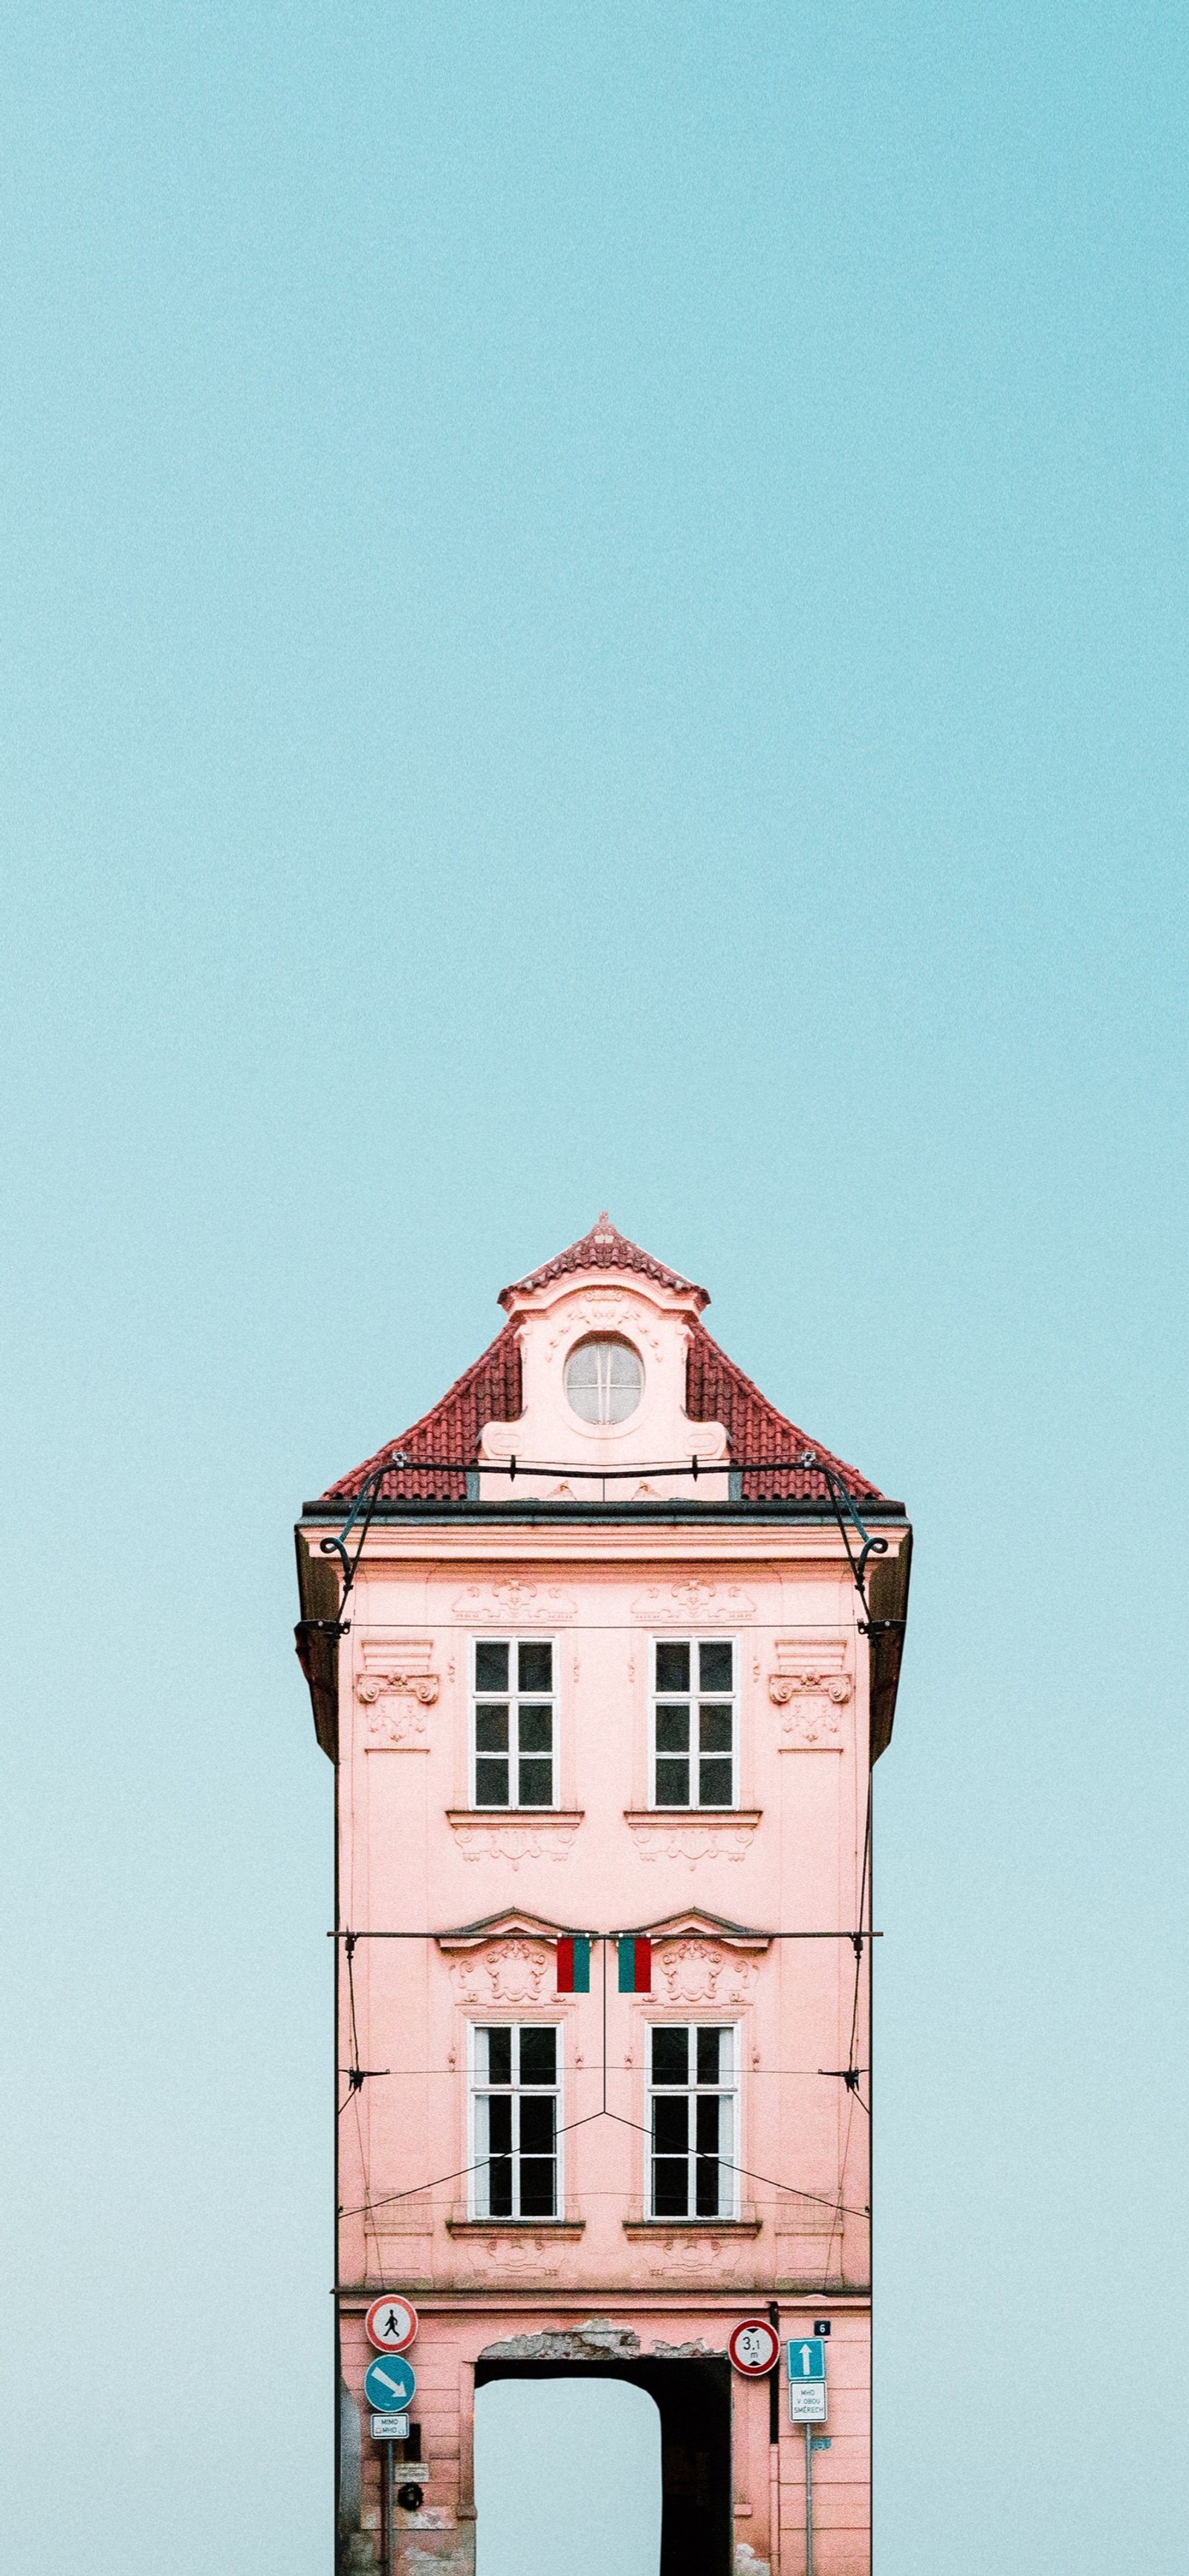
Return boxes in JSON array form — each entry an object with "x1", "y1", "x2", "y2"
[
  {"x1": 475, "y1": 2375, "x2": 661, "y2": 2576},
  {"x1": 474, "y1": 2355, "x2": 731, "y2": 2576}
]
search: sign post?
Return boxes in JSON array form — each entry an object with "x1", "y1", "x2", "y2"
[
  {"x1": 768, "y1": 2302, "x2": 782, "y2": 2576},
  {"x1": 804, "y1": 2426, "x2": 814, "y2": 2576},
  {"x1": 362, "y1": 2302, "x2": 420, "y2": 2574},
  {"x1": 363, "y1": 2352, "x2": 418, "y2": 2575},
  {"x1": 786, "y1": 2339, "x2": 828, "y2": 2576}
]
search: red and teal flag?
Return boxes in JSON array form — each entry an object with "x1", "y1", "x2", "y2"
[
  {"x1": 618, "y1": 1934, "x2": 652, "y2": 1993},
  {"x1": 556, "y1": 1935, "x2": 591, "y2": 1994}
]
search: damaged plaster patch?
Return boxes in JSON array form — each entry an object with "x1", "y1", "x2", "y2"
[
  {"x1": 734, "y1": 2548, "x2": 771, "y2": 2576},
  {"x1": 401, "y1": 2546, "x2": 473, "y2": 2576},
  {"x1": 479, "y1": 2317, "x2": 641, "y2": 2360},
  {"x1": 651, "y1": 2337, "x2": 724, "y2": 2357}
]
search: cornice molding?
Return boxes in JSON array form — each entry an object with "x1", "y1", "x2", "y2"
[
  {"x1": 446, "y1": 2218, "x2": 585, "y2": 2238},
  {"x1": 622, "y1": 2218, "x2": 762, "y2": 2238}
]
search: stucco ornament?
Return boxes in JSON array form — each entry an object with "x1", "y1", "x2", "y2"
[
  {"x1": 450, "y1": 1580, "x2": 577, "y2": 1624},
  {"x1": 631, "y1": 1578, "x2": 757, "y2": 1621},
  {"x1": 642, "y1": 2235, "x2": 750, "y2": 2282},
  {"x1": 768, "y1": 1670, "x2": 850, "y2": 1707},
  {"x1": 447, "y1": 1818, "x2": 580, "y2": 1868},
  {"x1": 448, "y1": 1939, "x2": 552, "y2": 2008},
  {"x1": 654, "y1": 1939, "x2": 757, "y2": 2006},
  {"x1": 627, "y1": 1817, "x2": 759, "y2": 1868},
  {"x1": 354, "y1": 1645, "x2": 439, "y2": 1747},
  {"x1": 360, "y1": 1698, "x2": 430, "y2": 1749},
  {"x1": 768, "y1": 1646, "x2": 852, "y2": 1747},
  {"x1": 544, "y1": 1294, "x2": 663, "y2": 1360},
  {"x1": 454, "y1": 2233, "x2": 563, "y2": 2282},
  {"x1": 784, "y1": 1706, "x2": 841, "y2": 1748},
  {"x1": 357, "y1": 1670, "x2": 439, "y2": 1706}
]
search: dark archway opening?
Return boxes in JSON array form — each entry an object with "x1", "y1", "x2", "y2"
[{"x1": 474, "y1": 2356, "x2": 731, "y2": 2576}]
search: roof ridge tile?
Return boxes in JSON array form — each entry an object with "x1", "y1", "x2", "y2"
[{"x1": 499, "y1": 1213, "x2": 709, "y2": 1310}]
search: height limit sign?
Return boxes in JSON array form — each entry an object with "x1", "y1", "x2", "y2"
[{"x1": 787, "y1": 2337, "x2": 828, "y2": 2422}]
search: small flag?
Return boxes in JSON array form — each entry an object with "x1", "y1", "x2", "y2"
[
  {"x1": 618, "y1": 1934, "x2": 652, "y2": 1994},
  {"x1": 556, "y1": 1935, "x2": 591, "y2": 1994}
]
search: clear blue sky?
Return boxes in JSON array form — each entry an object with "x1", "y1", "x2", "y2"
[{"x1": 1, "y1": 6, "x2": 1185, "y2": 2571}]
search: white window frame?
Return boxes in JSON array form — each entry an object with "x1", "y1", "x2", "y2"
[
  {"x1": 470, "y1": 1635, "x2": 558, "y2": 1811},
  {"x1": 467, "y1": 2020, "x2": 564, "y2": 2221},
  {"x1": 644, "y1": 2021, "x2": 740, "y2": 2221},
  {"x1": 563, "y1": 1334, "x2": 644, "y2": 1424},
  {"x1": 648, "y1": 1636, "x2": 738, "y2": 1811}
]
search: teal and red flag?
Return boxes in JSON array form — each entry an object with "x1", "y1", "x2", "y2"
[
  {"x1": 618, "y1": 1934, "x2": 652, "y2": 1993},
  {"x1": 556, "y1": 1935, "x2": 591, "y2": 1994},
  {"x1": 554, "y1": 1934, "x2": 651, "y2": 1992}
]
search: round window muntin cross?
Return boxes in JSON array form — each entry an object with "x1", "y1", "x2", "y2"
[{"x1": 564, "y1": 1334, "x2": 643, "y2": 1425}]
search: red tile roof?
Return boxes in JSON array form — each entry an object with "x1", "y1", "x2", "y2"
[
  {"x1": 317, "y1": 1300, "x2": 882, "y2": 1506},
  {"x1": 321, "y1": 1323, "x2": 522, "y2": 1504},
  {"x1": 684, "y1": 1321, "x2": 881, "y2": 1502},
  {"x1": 499, "y1": 1213, "x2": 709, "y2": 1311}
]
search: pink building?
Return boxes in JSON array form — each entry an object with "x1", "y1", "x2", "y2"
[{"x1": 295, "y1": 1218, "x2": 911, "y2": 2576}]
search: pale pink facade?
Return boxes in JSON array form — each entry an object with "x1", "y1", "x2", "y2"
[{"x1": 296, "y1": 1222, "x2": 910, "y2": 2576}]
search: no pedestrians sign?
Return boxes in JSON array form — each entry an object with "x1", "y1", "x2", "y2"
[{"x1": 365, "y1": 2294, "x2": 418, "y2": 2354}]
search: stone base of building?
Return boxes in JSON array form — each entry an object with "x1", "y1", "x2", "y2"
[{"x1": 338, "y1": 2292, "x2": 871, "y2": 2576}]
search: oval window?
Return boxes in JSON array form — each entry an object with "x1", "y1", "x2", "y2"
[{"x1": 564, "y1": 1336, "x2": 643, "y2": 1424}]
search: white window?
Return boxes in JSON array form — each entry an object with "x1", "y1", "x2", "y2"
[
  {"x1": 472, "y1": 1639, "x2": 555, "y2": 1808},
  {"x1": 564, "y1": 1335, "x2": 643, "y2": 1424},
  {"x1": 647, "y1": 2024, "x2": 739, "y2": 2219},
  {"x1": 470, "y1": 2024, "x2": 561, "y2": 2219},
  {"x1": 651, "y1": 1639, "x2": 736, "y2": 1807}
]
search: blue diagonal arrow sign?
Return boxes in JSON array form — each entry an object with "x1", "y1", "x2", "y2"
[{"x1": 364, "y1": 2354, "x2": 416, "y2": 2411}]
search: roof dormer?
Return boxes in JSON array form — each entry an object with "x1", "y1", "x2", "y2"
[
  {"x1": 480, "y1": 1216, "x2": 729, "y2": 1500},
  {"x1": 314, "y1": 1216, "x2": 886, "y2": 1514}
]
